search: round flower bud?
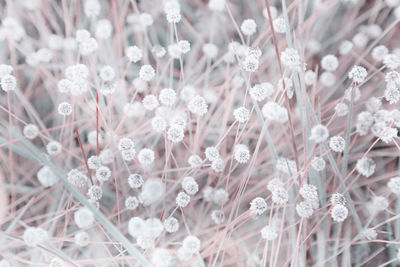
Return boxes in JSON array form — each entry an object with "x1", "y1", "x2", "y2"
[
  {"x1": 95, "y1": 166, "x2": 111, "y2": 182},
  {"x1": 249, "y1": 197, "x2": 267, "y2": 215},
  {"x1": 261, "y1": 225, "x2": 278, "y2": 240},
  {"x1": 58, "y1": 102, "x2": 72, "y2": 116},
  {"x1": 176, "y1": 192, "x2": 191, "y2": 207},
  {"x1": 241, "y1": 19, "x2": 257, "y2": 36},
  {"x1": 205, "y1": 146, "x2": 220, "y2": 161},
  {"x1": 99, "y1": 65, "x2": 115, "y2": 81},
  {"x1": 46, "y1": 141, "x2": 62, "y2": 156},
  {"x1": 23, "y1": 124, "x2": 39, "y2": 139},
  {"x1": 74, "y1": 231, "x2": 89, "y2": 247},
  {"x1": 329, "y1": 136, "x2": 345, "y2": 152},
  {"x1": 159, "y1": 88, "x2": 176, "y2": 106},
  {"x1": 182, "y1": 235, "x2": 201, "y2": 254},
  {"x1": 356, "y1": 157, "x2": 376, "y2": 177},
  {"x1": 181, "y1": 176, "x2": 199, "y2": 195},
  {"x1": 321, "y1": 54, "x2": 339, "y2": 71},
  {"x1": 128, "y1": 173, "x2": 144, "y2": 188},
  {"x1": 139, "y1": 65, "x2": 155, "y2": 81},
  {"x1": 188, "y1": 95, "x2": 208, "y2": 116},
  {"x1": 233, "y1": 107, "x2": 250, "y2": 123},
  {"x1": 234, "y1": 144, "x2": 251, "y2": 163},
  {"x1": 143, "y1": 94, "x2": 159, "y2": 111},
  {"x1": 331, "y1": 204, "x2": 348, "y2": 222},
  {"x1": 74, "y1": 207, "x2": 94, "y2": 229},
  {"x1": 87, "y1": 185, "x2": 103, "y2": 200},
  {"x1": 1, "y1": 74, "x2": 17, "y2": 91},
  {"x1": 163, "y1": 217, "x2": 179, "y2": 233},
  {"x1": 125, "y1": 196, "x2": 139, "y2": 210},
  {"x1": 309, "y1": 124, "x2": 329, "y2": 143}
]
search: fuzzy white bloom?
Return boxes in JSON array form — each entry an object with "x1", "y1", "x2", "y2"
[
  {"x1": 46, "y1": 141, "x2": 62, "y2": 156},
  {"x1": 241, "y1": 19, "x2": 257, "y2": 36},
  {"x1": 152, "y1": 116, "x2": 167, "y2": 132},
  {"x1": 139, "y1": 65, "x2": 155, "y2": 81},
  {"x1": 126, "y1": 46, "x2": 143, "y2": 62},
  {"x1": 311, "y1": 157, "x2": 326, "y2": 172},
  {"x1": 249, "y1": 197, "x2": 267, "y2": 215},
  {"x1": 95, "y1": 166, "x2": 111, "y2": 182},
  {"x1": 250, "y1": 82, "x2": 274, "y2": 101},
  {"x1": 371, "y1": 45, "x2": 389, "y2": 61},
  {"x1": 202, "y1": 43, "x2": 218, "y2": 59},
  {"x1": 384, "y1": 54, "x2": 400, "y2": 70},
  {"x1": 262, "y1": 102, "x2": 288, "y2": 123},
  {"x1": 159, "y1": 88, "x2": 176, "y2": 106},
  {"x1": 1, "y1": 74, "x2": 17, "y2": 91},
  {"x1": 182, "y1": 176, "x2": 199, "y2": 195},
  {"x1": 348, "y1": 65, "x2": 368, "y2": 83},
  {"x1": 182, "y1": 235, "x2": 201, "y2": 254},
  {"x1": 188, "y1": 154, "x2": 202, "y2": 168},
  {"x1": 23, "y1": 124, "x2": 39, "y2": 139},
  {"x1": 361, "y1": 228, "x2": 377, "y2": 240},
  {"x1": 335, "y1": 103, "x2": 349, "y2": 117},
  {"x1": 37, "y1": 166, "x2": 58, "y2": 188},
  {"x1": 125, "y1": 196, "x2": 139, "y2": 210},
  {"x1": 74, "y1": 207, "x2": 94, "y2": 229},
  {"x1": 138, "y1": 148, "x2": 155, "y2": 166},
  {"x1": 329, "y1": 136, "x2": 345, "y2": 152},
  {"x1": 281, "y1": 48, "x2": 301, "y2": 71},
  {"x1": 234, "y1": 144, "x2": 251, "y2": 163},
  {"x1": 151, "y1": 248, "x2": 172, "y2": 267},
  {"x1": 331, "y1": 204, "x2": 348, "y2": 222},
  {"x1": 140, "y1": 179, "x2": 165, "y2": 206},
  {"x1": 330, "y1": 193, "x2": 346, "y2": 206},
  {"x1": 233, "y1": 106, "x2": 250, "y2": 123},
  {"x1": 356, "y1": 157, "x2": 376, "y2": 177},
  {"x1": 296, "y1": 201, "x2": 314, "y2": 218},
  {"x1": 261, "y1": 225, "x2": 278, "y2": 240},
  {"x1": 388, "y1": 177, "x2": 400, "y2": 195},
  {"x1": 176, "y1": 192, "x2": 191, "y2": 207},
  {"x1": 188, "y1": 95, "x2": 208, "y2": 116},
  {"x1": 74, "y1": 231, "x2": 89, "y2": 247},
  {"x1": 164, "y1": 217, "x2": 179, "y2": 233},
  {"x1": 167, "y1": 125, "x2": 185, "y2": 143},
  {"x1": 23, "y1": 227, "x2": 49, "y2": 247},
  {"x1": 273, "y1": 18, "x2": 286, "y2": 33},
  {"x1": 272, "y1": 187, "x2": 289, "y2": 205},
  {"x1": 321, "y1": 54, "x2": 339, "y2": 71},
  {"x1": 128, "y1": 173, "x2": 144, "y2": 188},
  {"x1": 309, "y1": 124, "x2": 329, "y2": 144}
]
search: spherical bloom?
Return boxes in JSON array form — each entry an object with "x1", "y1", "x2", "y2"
[
  {"x1": 212, "y1": 188, "x2": 229, "y2": 205},
  {"x1": 356, "y1": 111, "x2": 374, "y2": 136},
  {"x1": 335, "y1": 103, "x2": 349, "y2": 117},
  {"x1": 388, "y1": 177, "x2": 400, "y2": 195},
  {"x1": 123, "y1": 102, "x2": 145, "y2": 118},
  {"x1": 188, "y1": 95, "x2": 208, "y2": 116},
  {"x1": 99, "y1": 81, "x2": 116, "y2": 95},
  {"x1": 209, "y1": 0, "x2": 225, "y2": 11},
  {"x1": 1, "y1": 74, "x2": 17, "y2": 91},
  {"x1": 371, "y1": 45, "x2": 389, "y2": 61},
  {"x1": 95, "y1": 166, "x2": 111, "y2": 182},
  {"x1": 95, "y1": 19, "x2": 112, "y2": 39},
  {"x1": 74, "y1": 231, "x2": 89, "y2": 247},
  {"x1": 233, "y1": 107, "x2": 250, "y2": 123},
  {"x1": 281, "y1": 48, "x2": 301, "y2": 71},
  {"x1": 261, "y1": 225, "x2": 278, "y2": 240},
  {"x1": 356, "y1": 157, "x2": 376, "y2": 177},
  {"x1": 202, "y1": 43, "x2": 218, "y2": 59},
  {"x1": 57, "y1": 102, "x2": 72, "y2": 116},
  {"x1": 23, "y1": 124, "x2": 39, "y2": 139},
  {"x1": 273, "y1": 18, "x2": 286, "y2": 33},
  {"x1": 320, "y1": 72, "x2": 336, "y2": 87},
  {"x1": 176, "y1": 192, "x2": 191, "y2": 207},
  {"x1": 383, "y1": 54, "x2": 400, "y2": 70},
  {"x1": 151, "y1": 248, "x2": 172, "y2": 267},
  {"x1": 139, "y1": 13, "x2": 154, "y2": 27},
  {"x1": 309, "y1": 124, "x2": 329, "y2": 143},
  {"x1": 159, "y1": 88, "x2": 176, "y2": 106},
  {"x1": 330, "y1": 193, "x2": 346, "y2": 206},
  {"x1": 125, "y1": 196, "x2": 139, "y2": 210},
  {"x1": 267, "y1": 178, "x2": 284, "y2": 192},
  {"x1": 240, "y1": 19, "x2": 257, "y2": 35},
  {"x1": 74, "y1": 207, "x2": 94, "y2": 229},
  {"x1": 23, "y1": 227, "x2": 49, "y2": 247},
  {"x1": 140, "y1": 179, "x2": 165, "y2": 206},
  {"x1": 331, "y1": 204, "x2": 348, "y2": 222},
  {"x1": 126, "y1": 46, "x2": 143, "y2": 62},
  {"x1": 304, "y1": 70, "x2": 316, "y2": 86},
  {"x1": 37, "y1": 166, "x2": 58, "y2": 188},
  {"x1": 369, "y1": 196, "x2": 389, "y2": 214},
  {"x1": 188, "y1": 155, "x2": 202, "y2": 168},
  {"x1": 151, "y1": 116, "x2": 167, "y2": 132},
  {"x1": 296, "y1": 201, "x2": 314, "y2": 218},
  {"x1": 180, "y1": 85, "x2": 197, "y2": 102},
  {"x1": 211, "y1": 158, "x2": 225, "y2": 172},
  {"x1": 352, "y1": 32, "x2": 369, "y2": 48},
  {"x1": 249, "y1": 197, "x2": 267, "y2": 215},
  {"x1": 234, "y1": 144, "x2": 251, "y2": 163},
  {"x1": 164, "y1": 217, "x2": 179, "y2": 233},
  {"x1": 87, "y1": 156, "x2": 101, "y2": 170},
  {"x1": 99, "y1": 65, "x2": 115, "y2": 81},
  {"x1": 243, "y1": 56, "x2": 259, "y2": 72},
  {"x1": 205, "y1": 146, "x2": 220, "y2": 161},
  {"x1": 361, "y1": 228, "x2": 377, "y2": 240},
  {"x1": 84, "y1": 0, "x2": 100, "y2": 17},
  {"x1": 67, "y1": 169, "x2": 88, "y2": 188},
  {"x1": 321, "y1": 54, "x2": 339, "y2": 71},
  {"x1": 128, "y1": 173, "x2": 144, "y2": 188},
  {"x1": 118, "y1": 138, "x2": 135, "y2": 151},
  {"x1": 182, "y1": 235, "x2": 201, "y2": 254},
  {"x1": 311, "y1": 157, "x2": 326, "y2": 172},
  {"x1": 182, "y1": 176, "x2": 199, "y2": 195},
  {"x1": 250, "y1": 82, "x2": 274, "y2": 101},
  {"x1": 0, "y1": 64, "x2": 13, "y2": 78},
  {"x1": 177, "y1": 247, "x2": 194, "y2": 262},
  {"x1": 46, "y1": 141, "x2": 62, "y2": 156},
  {"x1": 262, "y1": 102, "x2": 288, "y2": 123},
  {"x1": 272, "y1": 187, "x2": 289, "y2": 205},
  {"x1": 139, "y1": 65, "x2": 155, "y2": 81},
  {"x1": 262, "y1": 6, "x2": 278, "y2": 20},
  {"x1": 138, "y1": 148, "x2": 155, "y2": 166},
  {"x1": 152, "y1": 45, "x2": 166, "y2": 58},
  {"x1": 75, "y1": 29, "x2": 90, "y2": 43},
  {"x1": 299, "y1": 184, "x2": 318, "y2": 202},
  {"x1": 65, "y1": 64, "x2": 89, "y2": 81},
  {"x1": 211, "y1": 210, "x2": 226, "y2": 224},
  {"x1": 165, "y1": 6, "x2": 181, "y2": 23},
  {"x1": 79, "y1": 37, "x2": 98, "y2": 55},
  {"x1": 128, "y1": 217, "x2": 145, "y2": 238},
  {"x1": 143, "y1": 94, "x2": 159, "y2": 111},
  {"x1": 276, "y1": 157, "x2": 297, "y2": 175},
  {"x1": 385, "y1": 85, "x2": 400, "y2": 104},
  {"x1": 167, "y1": 125, "x2": 185, "y2": 143},
  {"x1": 87, "y1": 185, "x2": 103, "y2": 200},
  {"x1": 329, "y1": 136, "x2": 345, "y2": 152},
  {"x1": 348, "y1": 65, "x2": 368, "y2": 83},
  {"x1": 49, "y1": 257, "x2": 65, "y2": 267},
  {"x1": 178, "y1": 40, "x2": 191, "y2": 54}
]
